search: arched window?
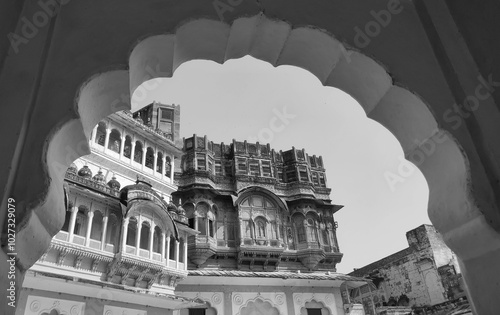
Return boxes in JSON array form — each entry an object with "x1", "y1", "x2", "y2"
[
  {"x1": 134, "y1": 141, "x2": 143, "y2": 163},
  {"x1": 255, "y1": 218, "x2": 266, "y2": 238},
  {"x1": 179, "y1": 238, "x2": 185, "y2": 263},
  {"x1": 145, "y1": 147, "x2": 154, "y2": 169},
  {"x1": 126, "y1": 217, "x2": 137, "y2": 246},
  {"x1": 108, "y1": 129, "x2": 121, "y2": 153},
  {"x1": 197, "y1": 217, "x2": 207, "y2": 235},
  {"x1": 105, "y1": 214, "x2": 119, "y2": 247},
  {"x1": 322, "y1": 229, "x2": 329, "y2": 245},
  {"x1": 169, "y1": 236, "x2": 176, "y2": 260},
  {"x1": 90, "y1": 211, "x2": 104, "y2": 240},
  {"x1": 306, "y1": 213, "x2": 319, "y2": 242},
  {"x1": 156, "y1": 152, "x2": 163, "y2": 173},
  {"x1": 196, "y1": 203, "x2": 209, "y2": 236},
  {"x1": 306, "y1": 218, "x2": 317, "y2": 242},
  {"x1": 74, "y1": 206, "x2": 88, "y2": 237},
  {"x1": 95, "y1": 122, "x2": 106, "y2": 146},
  {"x1": 153, "y1": 226, "x2": 162, "y2": 253},
  {"x1": 140, "y1": 222, "x2": 150, "y2": 250},
  {"x1": 294, "y1": 215, "x2": 306, "y2": 243},
  {"x1": 124, "y1": 136, "x2": 132, "y2": 158},
  {"x1": 165, "y1": 156, "x2": 172, "y2": 177}
]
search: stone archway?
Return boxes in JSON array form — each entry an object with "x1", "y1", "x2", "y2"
[
  {"x1": 239, "y1": 298, "x2": 280, "y2": 315},
  {"x1": 4, "y1": 9, "x2": 500, "y2": 314}
]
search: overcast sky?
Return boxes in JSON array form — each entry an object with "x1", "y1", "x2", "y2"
[{"x1": 132, "y1": 56, "x2": 431, "y2": 274}]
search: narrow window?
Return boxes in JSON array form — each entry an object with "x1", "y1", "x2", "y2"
[
  {"x1": 95, "y1": 122, "x2": 106, "y2": 146},
  {"x1": 153, "y1": 226, "x2": 162, "y2": 253},
  {"x1": 215, "y1": 160, "x2": 222, "y2": 175},
  {"x1": 249, "y1": 159, "x2": 260, "y2": 176},
  {"x1": 236, "y1": 158, "x2": 247, "y2": 174},
  {"x1": 145, "y1": 148, "x2": 154, "y2": 169},
  {"x1": 196, "y1": 153, "x2": 206, "y2": 171},
  {"x1": 299, "y1": 166, "x2": 309, "y2": 182},
  {"x1": 319, "y1": 173, "x2": 326, "y2": 187},
  {"x1": 90, "y1": 211, "x2": 103, "y2": 241},
  {"x1": 208, "y1": 220, "x2": 214, "y2": 238},
  {"x1": 105, "y1": 214, "x2": 119, "y2": 247},
  {"x1": 74, "y1": 208, "x2": 87, "y2": 237},
  {"x1": 134, "y1": 141, "x2": 143, "y2": 163},
  {"x1": 169, "y1": 237, "x2": 176, "y2": 260},
  {"x1": 140, "y1": 222, "x2": 150, "y2": 250},
  {"x1": 108, "y1": 129, "x2": 121, "y2": 153},
  {"x1": 126, "y1": 217, "x2": 137, "y2": 246},
  {"x1": 123, "y1": 136, "x2": 132, "y2": 158},
  {"x1": 198, "y1": 217, "x2": 207, "y2": 235},
  {"x1": 262, "y1": 160, "x2": 272, "y2": 177},
  {"x1": 156, "y1": 152, "x2": 163, "y2": 173}
]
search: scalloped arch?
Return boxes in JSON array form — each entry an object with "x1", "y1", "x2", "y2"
[{"x1": 21, "y1": 13, "x2": 476, "y2": 285}]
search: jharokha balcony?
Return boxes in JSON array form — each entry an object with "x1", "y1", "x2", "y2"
[{"x1": 32, "y1": 169, "x2": 196, "y2": 296}]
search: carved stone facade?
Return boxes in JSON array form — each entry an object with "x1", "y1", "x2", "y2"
[
  {"x1": 174, "y1": 135, "x2": 343, "y2": 272},
  {"x1": 17, "y1": 106, "x2": 368, "y2": 315}
]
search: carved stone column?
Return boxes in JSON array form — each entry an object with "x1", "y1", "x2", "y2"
[{"x1": 85, "y1": 211, "x2": 94, "y2": 247}]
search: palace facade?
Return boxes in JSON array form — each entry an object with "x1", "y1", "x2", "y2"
[{"x1": 18, "y1": 103, "x2": 367, "y2": 315}]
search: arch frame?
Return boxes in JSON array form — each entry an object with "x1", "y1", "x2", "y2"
[{"x1": 6, "y1": 11, "x2": 499, "y2": 314}]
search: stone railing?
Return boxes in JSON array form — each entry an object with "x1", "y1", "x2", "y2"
[{"x1": 65, "y1": 171, "x2": 120, "y2": 197}]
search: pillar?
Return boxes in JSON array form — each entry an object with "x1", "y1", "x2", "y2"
[
  {"x1": 240, "y1": 220, "x2": 245, "y2": 246},
  {"x1": 67, "y1": 206, "x2": 79, "y2": 242},
  {"x1": 90, "y1": 125, "x2": 98, "y2": 145},
  {"x1": 161, "y1": 155, "x2": 166, "y2": 180},
  {"x1": 136, "y1": 220, "x2": 142, "y2": 253},
  {"x1": 121, "y1": 217, "x2": 129, "y2": 252},
  {"x1": 149, "y1": 223, "x2": 155, "y2": 259},
  {"x1": 166, "y1": 236, "x2": 171, "y2": 262},
  {"x1": 130, "y1": 140, "x2": 136, "y2": 165},
  {"x1": 141, "y1": 142, "x2": 147, "y2": 170},
  {"x1": 170, "y1": 155, "x2": 175, "y2": 184},
  {"x1": 161, "y1": 232, "x2": 166, "y2": 262},
  {"x1": 103, "y1": 127, "x2": 111, "y2": 152},
  {"x1": 100, "y1": 214, "x2": 109, "y2": 250},
  {"x1": 183, "y1": 240, "x2": 188, "y2": 270},
  {"x1": 119, "y1": 136, "x2": 125, "y2": 158},
  {"x1": 175, "y1": 240, "x2": 180, "y2": 268},
  {"x1": 85, "y1": 211, "x2": 94, "y2": 247},
  {"x1": 153, "y1": 150, "x2": 158, "y2": 173}
]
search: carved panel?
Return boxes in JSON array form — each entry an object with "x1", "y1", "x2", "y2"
[
  {"x1": 103, "y1": 305, "x2": 146, "y2": 315},
  {"x1": 25, "y1": 295, "x2": 85, "y2": 315},
  {"x1": 232, "y1": 292, "x2": 287, "y2": 315}
]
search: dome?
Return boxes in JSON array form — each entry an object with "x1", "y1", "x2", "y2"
[
  {"x1": 167, "y1": 202, "x2": 178, "y2": 212},
  {"x1": 67, "y1": 163, "x2": 78, "y2": 174},
  {"x1": 92, "y1": 169, "x2": 106, "y2": 185},
  {"x1": 77, "y1": 165, "x2": 92, "y2": 179},
  {"x1": 107, "y1": 176, "x2": 121, "y2": 190},
  {"x1": 176, "y1": 205, "x2": 186, "y2": 216}
]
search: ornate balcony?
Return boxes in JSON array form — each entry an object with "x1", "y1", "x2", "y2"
[{"x1": 188, "y1": 235, "x2": 217, "y2": 267}]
